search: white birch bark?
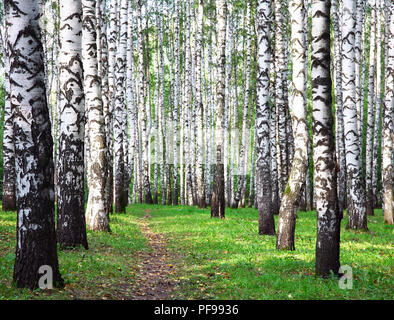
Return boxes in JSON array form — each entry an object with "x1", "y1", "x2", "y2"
[
  {"x1": 382, "y1": 0, "x2": 393, "y2": 224},
  {"x1": 312, "y1": 0, "x2": 341, "y2": 277},
  {"x1": 342, "y1": 0, "x2": 368, "y2": 229},
  {"x1": 277, "y1": 0, "x2": 310, "y2": 250},
  {"x1": 83, "y1": 0, "x2": 109, "y2": 231},
  {"x1": 256, "y1": 0, "x2": 275, "y2": 233}
]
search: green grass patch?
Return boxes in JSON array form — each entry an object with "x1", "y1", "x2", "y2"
[
  {"x1": 130, "y1": 205, "x2": 393, "y2": 300},
  {"x1": 0, "y1": 204, "x2": 392, "y2": 300},
  {"x1": 0, "y1": 208, "x2": 147, "y2": 300}
]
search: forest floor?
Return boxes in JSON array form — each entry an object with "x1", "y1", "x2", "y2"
[{"x1": 0, "y1": 203, "x2": 393, "y2": 300}]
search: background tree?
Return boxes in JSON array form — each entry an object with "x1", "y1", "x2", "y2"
[{"x1": 211, "y1": 0, "x2": 226, "y2": 219}]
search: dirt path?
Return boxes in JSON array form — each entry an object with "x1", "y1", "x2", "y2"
[{"x1": 128, "y1": 212, "x2": 177, "y2": 300}]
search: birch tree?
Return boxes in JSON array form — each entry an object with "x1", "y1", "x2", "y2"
[
  {"x1": 195, "y1": 0, "x2": 206, "y2": 208},
  {"x1": 256, "y1": 0, "x2": 275, "y2": 235},
  {"x1": 1, "y1": 3, "x2": 15, "y2": 212},
  {"x1": 211, "y1": 0, "x2": 226, "y2": 219},
  {"x1": 332, "y1": 0, "x2": 346, "y2": 213},
  {"x1": 311, "y1": 0, "x2": 341, "y2": 277},
  {"x1": 382, "y1": 0, "x2": 393, "y2": 224},
  {"x1": 113, "y1": 0, "x2": 128, "y2": 213},
  {"x1": 342, "y1": 0, "x2": 368, "y2": 230},
  {"x1": 8, "y1": 0, "x2": 63, "y2": 289},
  {"x1": 83, "y1": 0, "x2": 109, "y2": 231},
  {"x1": 366, "y1": 0, "x2": 377, "y2": 216},
  {"x1": 137, "y1": 0, "x2": 152, "y2": 204},
  {"x1": 277, "y1": 0, "x2": 310, "y2": 250},
  {"x1": 57, "y1": 0, "x2": 88, "y2": 249}
]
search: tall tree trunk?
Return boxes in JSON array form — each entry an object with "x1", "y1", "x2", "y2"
[
  {"x1": 99, "y1": 0, "x2": 112, "y2": 214},
  {"x1": 1, "y1": 5, "x2": 16, "y2": 212},
  {"x1": 274, "y1": 0, "x2": 288, "y2": 200},
  {"x1": 211, "y1": 0, "x2": 227, "y2": 219},
  {"x1": 83, "y1": 0, "x2": 110, "y2": 231},
  {"x1": 113, "y1": 0, "x2": 128, "y2": 213},
  {"x1": 366, "y1": 0, "x2": 377, "y2": 216},
  {"x1": 256, "y1": 0, "x2": 275, "y2": 235},
  {"x1": 195, "y1": 0, "x2": 206, "y2": 208},
  {"x1": 57, "y1": 0, "x2": 88, "y2": 249},
  {"x1": 172, "y1": 0, "x2": 180, "y2": 206},
  {"x1": 277, "y1": 0, "x2": 310, "y2": 250},
  {"x1": 382, "y1": 0, "x2": 393, "y2": 224},
  {"x1": 332, "y1": 0, "x2": 346, "y2": 214},
  {"x1": 311, "y1": 0, "x2": 341, "y2": 277},
  {"x1": 9, "y1": 0, "x2": 63, "y2": 289},
  {"x1": 158, "y1": 2, "x2": 167, "y2": 206},
  {"x1": 372, "y1": 0, "x2": 382, "y2": 209},
  {"x1": 137, "y1": 0, "x2": 153, "y2": 204},
  {"x1": 343, "y1": 0, "x2": 368, "y2": 230},
  {"x1": 107, "y1": 0, "x2": 117, "y2": 213},
  {"x1": 355, "y1": 0, "x2": 364, "y2": 153}
]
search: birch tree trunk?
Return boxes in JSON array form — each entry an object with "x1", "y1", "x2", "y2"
[
  {"x1": 342, "y1": 0, "x2": 368, "y2": 230},
  {"x1": 83, "y1": 0, "x2": 109, "y2": 231},
  {"x1": 113, "y1": 0, "x2": 128, "y2": 213},
  {"x1": 274, "y1": 0, "x2": 288, "y2": 199},
  {"x1": 332, "y1": 0, "x2": 346, "y2": 213},
  {"x1": 1, "y1": 4, "x2": 16, "y2": 211},
  {"x1": 311, "y1": 0, "x2": 341, "y2": 277},
  {"x1": 256, "y1": 0, "x2": 275, "y2": 235},
  {"x1": 158, "y1": 2, "x2": 167, "y2": 206},
  {"x1": 172, "y1": 0, "x2": 180, "y2": 206},
  {"x1": 382, "y1": 0, "x2": 393, "y2": 224},
  {"x1": 372, "y1": 0, "x2": 382, "y2": 209},
  {"x1": 211, "y1": 0, "x2": 226, "y2": 218},
  {"x1": 355, "y1": 0, "x2": 364, "y2": 148},
  {"x1": 137, "y1": 0, "x2": 153, "y2": 204},
  {"x1": 9, "y1": 0, "x2": 63, "y2": 289},
  {"x1": 194, "y1": 0, "x2": 206, "y2": 208},
  {"x1": 366, "y1": 0, "x2": 377, "y2": 216},
  {"x1": 57, "y1": 0, "x2": 88, "y2": 249},
  {"x1": 277, "y1": 0, "x2": 310, "y2": 250},
  {"x1": 107, "y1": 0, "x2": 117, "y2": 213},
  {"x1": 234, "y1": 1, "x2": 252, "y2": 209}
]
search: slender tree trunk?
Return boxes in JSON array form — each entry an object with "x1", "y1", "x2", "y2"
[
  {"x1": 234, "y1": 2, "x2": 252, "y2": 209},
  {"x1": 372, "y1": 0, "x2": 382, "y2": 209},
  {"x1": 312, "y1": 0, "x2": 341, "y2": 277},
  {"x1": 9, "y1": 0, "x2": 64, "y2": 289},
  {"x1": 158, "y1": 3, "x2": 167, "y2": 206},
  {"x1": 277, "y1": 0, "x2": 309, "y2": 250},
  {"x1": 274, "y1": 0, "x2": 288, "y2": 200},
  {"x1": 107, "y1": 0, "x2": 117, "y2": 213},
  {"x1": 256, "y1": 0, "x2": 275, "y2": 235},
  {"x1": 113, "y1": 0, "x2": 128, "y2": 213},
  {"x1": 382, "y1": 0, "x2": 394, "y2": 224},
  {"x1": 343, "y1": 0, "x2": 368, "y2": 230},
  {"x1": 366, "y1": 0, "x2": 377, "y2": 216},
  {"x1": 211, "y1": 0, "x2": 227, "y2": 219},
  {"x1": 137, "y1": 0, "x2": 153, "y2": 204},
  {"x1": 83, "y1": 0, "x2": 110, "y2": 231},
  {"x1": 332, "y1": 0, "x2": 346, "y2": 214},
  {"x1": 57, "y1": 0, "x2": 88, "y2": 249},
  {"x1": 195, "y1": 0, "x2": 206, "y2": 208},
  {"x1": 1, "y1": 6, "x2": 16, "y2": 212}
]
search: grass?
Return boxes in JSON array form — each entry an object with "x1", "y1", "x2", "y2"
[
  {"x1": 0, "y1": 204, "x2": 393, "y2": 300},
  {"x1": 132, "y1": 205, "x2": 393, "y2": 300},
  {"x1": 0, "y1": 209, "x2": 147, "y2": 300}
]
